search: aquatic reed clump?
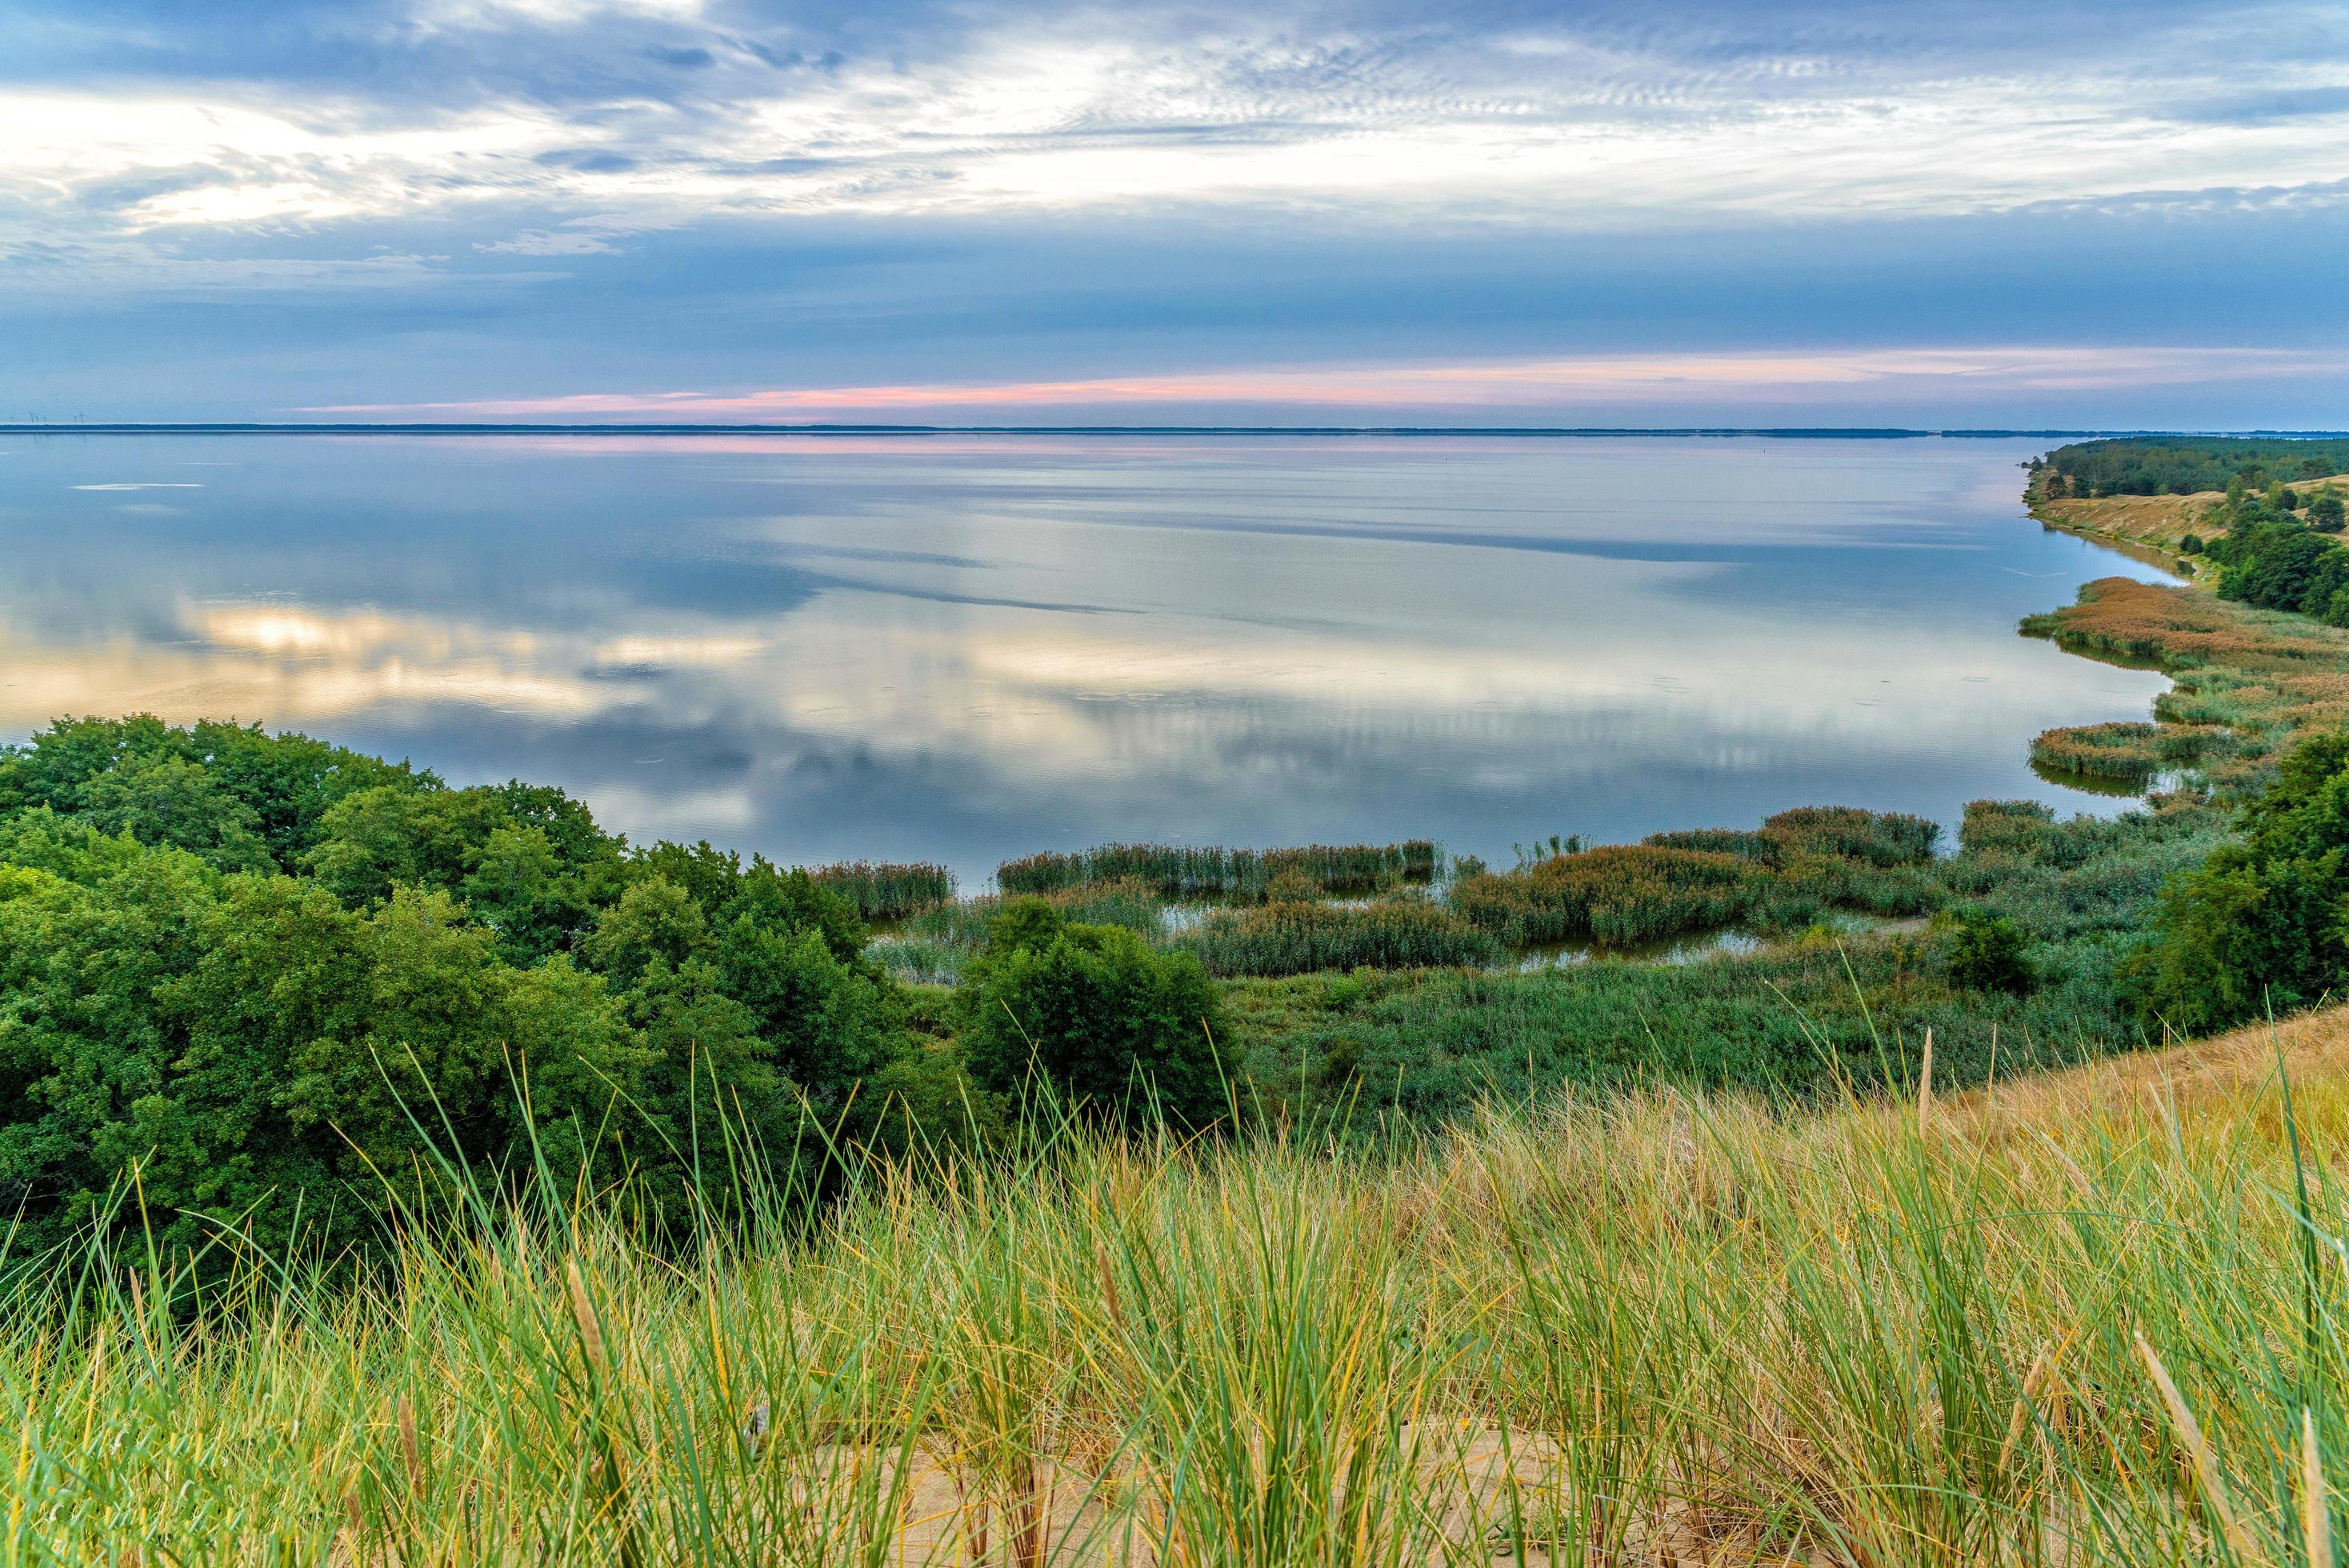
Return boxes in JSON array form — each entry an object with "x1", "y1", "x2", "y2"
[
  {"x1": 808, "y1": 861, "x2": 956, "y2": 921},
  {"x1": 998, "y1": 840, "x2": 1438, "y2": 901},
  {"x1": 1960, "y1": 798, "x2": 2059, "y2": 856},
  {"x1": 1758, "y1": 805, "x2": 1940, "y2": 866},
  {"x1": 1182, "y1": 896, "x2": 1499, "y2": 977},
  {"x1": 1463, "y1": 808, "x2": 1943, "y2": 946},
  {"x1": 1451, "y1": 844, "x2": 1758, "y2": 944},
  {"x1": 2030, "y1": 721, "x2": 2165, "y2": 782},
  {"x1": 1645, "y1": 807, "x2": 1938, "y2": 869}
]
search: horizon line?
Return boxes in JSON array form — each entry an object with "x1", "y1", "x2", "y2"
[{"x1": 10, "y1": 422, "x2": 2348, "y2": 440}]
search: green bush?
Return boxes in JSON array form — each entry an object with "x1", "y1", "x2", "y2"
[
  {"x1": 2126, "y1": 731, "x2": 2349, "y2": 1034},
  {"x1": 958, "y1": 901, "x2": 1227, "y2": 1130},
  {"x1": 1945, "y1": 910, "x2": 2033, "y2": 994}
]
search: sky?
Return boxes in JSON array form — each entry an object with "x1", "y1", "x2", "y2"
[{"x1": 4, "y1": 0, "x2": 2348, "y2": 426}]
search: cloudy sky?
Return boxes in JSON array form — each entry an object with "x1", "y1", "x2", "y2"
[{"x1": 6, "y1": 0, "x2": 2348, "y2": 426}]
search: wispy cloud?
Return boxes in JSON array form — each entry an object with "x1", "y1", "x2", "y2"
[
  {"x1": 6, "y1": 0, "x2": 2348, "y2": 422},
  {"x1": 5, "y1": 6, "x2": 2347, "y2": 242}
]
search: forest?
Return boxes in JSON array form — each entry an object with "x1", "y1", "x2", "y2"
[{"x1": 2032, "y1": 434, "x2": 2349, "y2": 498}]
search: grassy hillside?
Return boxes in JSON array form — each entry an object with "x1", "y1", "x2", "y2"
[
  {"x1": 2030, "y1": 435, "x2": 2349, "y2": 554},
  {"x1": 15, "y1": 1005, "x2": 2349, "y2": 1563}
]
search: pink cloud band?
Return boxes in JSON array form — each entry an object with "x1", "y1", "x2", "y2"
[{"x1": 301, "y1": 346, "x2": 2321, "y2": 419}]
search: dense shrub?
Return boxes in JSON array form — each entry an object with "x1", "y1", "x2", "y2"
[
  {"x1": 876, "y1": 878, "x2": 1166, "y2": 982},
  {"x1": 2126, "y1": 732, "x2": 2349, "y2": 1034},
  {"x1": 958, "y1": 901, "x2": 1228, "y2": 1130},
  {"x1": 1945, "y1": 910, "x2": 2033, "y2": 994}
]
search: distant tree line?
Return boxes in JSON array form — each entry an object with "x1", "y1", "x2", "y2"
[{"x1": 2034, "y1": 436, "x2": 2349, "y2": 500}]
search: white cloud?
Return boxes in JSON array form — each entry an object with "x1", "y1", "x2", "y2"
[
  {"x1": 0, "y1": 8, "x2": 2345, "y2": 246},
  {"x1": 407, "y1": 0, "x2": 705, "y2": 34}
]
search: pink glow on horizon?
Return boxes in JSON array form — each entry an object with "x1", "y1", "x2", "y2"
[{"x1": 299, "y1": 346, "x2": 2320, "y2": 419}]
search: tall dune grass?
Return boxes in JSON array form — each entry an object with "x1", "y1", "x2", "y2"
[{"x1": 14, "y1": 1009, "x2": 2349, "y2": 1564}]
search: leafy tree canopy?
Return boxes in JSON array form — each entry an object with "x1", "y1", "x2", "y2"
[{"x1": 0, "y1": 717, "x2": 964, "y2": 1257}]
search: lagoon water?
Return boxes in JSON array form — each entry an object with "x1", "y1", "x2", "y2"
[{"x1": 0, "y1": 433, "x2": 2175, "y2": 883}]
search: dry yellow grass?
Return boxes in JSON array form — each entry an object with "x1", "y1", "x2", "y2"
[{"x1": 2035, "y1": 472, "x2": 2349, "y2": 552}]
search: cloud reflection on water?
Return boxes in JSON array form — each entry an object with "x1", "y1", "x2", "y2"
[{"x1": 0, "y1": 434, "x2": 2177, "y2": 879}]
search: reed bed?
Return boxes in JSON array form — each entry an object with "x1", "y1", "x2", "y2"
[
  {"x1": 18, "y1": 1006, "x2": 2349, "y2": 1565},
  {"x1": 1451, "y1": 843, "x2": 1757, "y2": 944},
  {"x1": 1643, "y1": 806, "x2": 1939, "y2": 869},
  {"x1": 2024, "y1": 575, "x2": 2349, "y2": 794},
  {"x1": 1447, "y1": 806, "x2": 1939, "y2": 946},
  {"x1": 1182, "y1": 897, "x2": 1500, "y2": 978},
  {"x1": 810, "y1": 860, "x2": 958, "y2": 921},
  {"x1": 2029, "y1": 721, "x2": 2165, "y2": 782},
  {"x1": 999, "y1": 841, "x2": 1438, "y2": 901}
]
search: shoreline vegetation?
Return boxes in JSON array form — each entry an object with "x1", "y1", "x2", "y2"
[{"x1": 14, "y1": 434, "x2": 2349, "y2": 1558}]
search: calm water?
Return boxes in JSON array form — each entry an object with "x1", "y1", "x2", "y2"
[{"x1": 0, "y1": 434, "x2": 2175, "y2": 883}]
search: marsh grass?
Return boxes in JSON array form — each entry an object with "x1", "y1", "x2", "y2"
[
  {"x1": 1181, "y1": 895, "x2": 1499, "y2": 977},
  {"x1": 999, "y1": 842, "x2": 1438, "y2": 902},
  {"x1": 2024, "y1": 575, "x2": 2349, "y2": 794},
  {"x1": 19, "y1": 1006, "x2": 2349, "y2": 1564},
  {"x1": 1450, "y1": 810, "x2": 1940, "y2": 947},
  {"x1": 2029, "y1": 722, "x2": 2166, "y2": 782},
  {"x1": 810, "y1": 861, "x2": 957, "y2": 921}
]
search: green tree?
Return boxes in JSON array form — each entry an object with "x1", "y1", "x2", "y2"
[
  {"x1": 306, "y1": 785, "x2": 503, "y2": 907},
  {"x1": 464, "y1": 824, "x2": 590, "y2": 964},
  {"x1": 79, "y1": 752, "x2": 276, "y2": 872},
  {"x1": 959, "y1": 901, "x2": 1228, "y2": 1131},
  {"x1": 1945, "y1": 910, "x2": 2032, "y2": 994},
  {"x1": 2127, "y1": 733, "x2": 2349, "y2": 1034},
  {"x1": 0, "y1": 840, "x2": 222, "y2": 1249}
]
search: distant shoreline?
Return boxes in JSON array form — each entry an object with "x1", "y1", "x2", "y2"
[{"x1": 12, "y1": 422, "x2": 2345, "y2": 440}]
